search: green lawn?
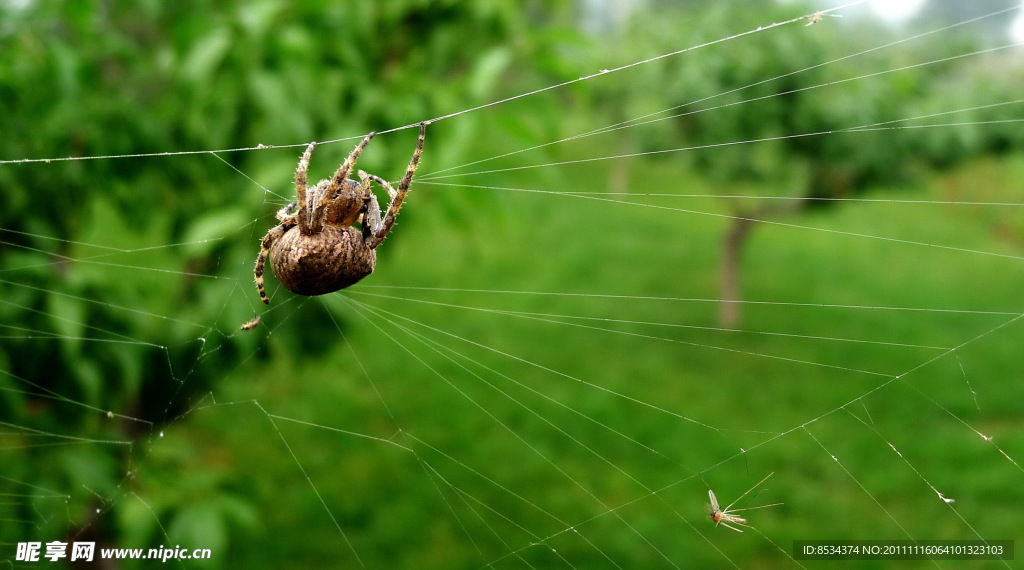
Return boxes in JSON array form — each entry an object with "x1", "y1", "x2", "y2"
[{"x1": 164, "y1": 153, "x2": 1024, "y2": 568}]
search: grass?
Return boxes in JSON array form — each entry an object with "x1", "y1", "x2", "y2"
[{"x1": 190, "y1": 153, "x2": 1024, "y2": 568}]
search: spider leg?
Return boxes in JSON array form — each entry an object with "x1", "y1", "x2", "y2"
[
  {"x1": 306, "y1": 182, "x2": 330, "y2": 234},
  {"x1": 359, "y1": 172, "x2": 399, "y2": 248},
  {"x1": 358, "y1": 170, "x2": 385, "y2": 240},
  {"x1": 364, "y1": 121, "x2": 427, "y2": 248},
  {"x1": 254, "y1": 215, "x2": 296, "y2": 304},
  {"x1": 276, "y1": 201, "x2": 298, "y2": 223},
  {"x1": 295, "y1": 142, "x2": 316, "y2": 235},
  {"x1": 320, "y1": 131, "x2": 376, "y2": 214}
]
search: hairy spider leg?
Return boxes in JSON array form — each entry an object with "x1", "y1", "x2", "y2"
[
  {"x1": 277, "y1": 201, "x2": 298, "y2": 222},
  {"x1": 358, "y1": 170, "x2": 385, "y2": 241},
  {"x1": 309, "y1": 131, "x2": 377, "y2": 232},
  {"x1": 255, "y1": 222, "x2": 290, "y2": 304},
  {"x1": 254, "y1": 201, "x2": 300, "y2": 304},
  {"x1": 331, "y1": 132, "x2": 377, "y2": 190},
  {"x1": 294, "y1": 142, "x2": 317, "y2": 235},
  {"x1": 363, "y1": 121, "x2": 427, "y2": 248}
]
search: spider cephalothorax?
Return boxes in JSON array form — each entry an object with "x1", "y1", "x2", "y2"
[{"x1": 254, "y1": 122, "x2": 426, "y2": 304}]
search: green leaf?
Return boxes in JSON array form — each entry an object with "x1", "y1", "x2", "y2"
[
  {"x1": 181, "y1": 207, "x2": 249, "y2": 258},
  {"x1": 182, "y1": 28, "x2": 233, "y2": 84}
]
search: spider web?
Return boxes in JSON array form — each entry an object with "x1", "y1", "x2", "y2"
[{"x1": 2, "y1": 1, "x2": 1023, "y2": 568}]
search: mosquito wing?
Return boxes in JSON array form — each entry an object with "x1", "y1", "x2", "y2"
[{"x1": 708, "y1": 489, "x2": 720, "y2": 512}]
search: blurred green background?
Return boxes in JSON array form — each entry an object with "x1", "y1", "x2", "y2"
[{"x1": 2, "y1": 0, "x2": 1023, "y2": 568}]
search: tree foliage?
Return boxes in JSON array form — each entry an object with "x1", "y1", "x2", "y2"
[
  {"x1": 576, "y1": 2, "x2": 1023, "y2": 325},
  {"x1": 0, "y1": 0, "x2": 579, "y2": 561},
  {"x1": 1, "y1": 0, "x2": 1020, "y2": 566}
]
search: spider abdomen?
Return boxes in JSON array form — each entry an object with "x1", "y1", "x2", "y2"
[
  {"x1": 253, "y1": 123, "x2": 426, "y2": 305},
  {"x1": 269, "y1": 225, "x2": 376, "y2": 296}
]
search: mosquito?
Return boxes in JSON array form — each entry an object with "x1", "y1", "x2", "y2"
[
  {"x1": 707, "y1": 472, "x2": 782, "y2": 532},
  {"x1": 806, "y1": 11, "x2": 841, "y2": 26},
  {"x1": 239, "y1": 315, "x2": 261, "y2": 331}
]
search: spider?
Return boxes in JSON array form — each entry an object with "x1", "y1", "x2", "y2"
[{"x1": 255, "y1": 122, "x2": 427, "y2": 304}]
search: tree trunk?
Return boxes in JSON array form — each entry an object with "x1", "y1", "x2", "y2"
[{"x1": 718, "y1": 215, "x2": 758, "y2": 329}]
